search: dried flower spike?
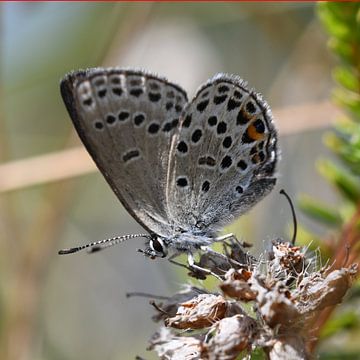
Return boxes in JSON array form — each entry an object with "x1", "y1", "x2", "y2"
[{"x1": 146, "y1": 239, "x2": 357, "y2": 360}]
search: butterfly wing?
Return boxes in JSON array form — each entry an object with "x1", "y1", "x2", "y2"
[
  {"x1": 167, "y1": 74, "x2": 278, "y2": 232},
  {"x1": 61, "y1": 68, "x2": 188, "y2": 236}
]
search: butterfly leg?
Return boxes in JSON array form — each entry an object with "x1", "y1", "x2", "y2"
[
  {"x1": 167, "y1": 252, "x2": 223, "y2": 280},
  {"x1": 199, "y1": 245, "x2": 242, "y2": 269},
  {"x1": 200, "y1": 245, "x2": 228, "y2": 257},
  {"x1": 187, "y1": 252, "x2": 223, "y2": 281},
  {"x1": 201, "y1": 232, "x2": 238, "y2": 262},
  {"x1": 201, "y1": 234, "x2": 252, "y2": 268},
  {"x1": 213, "y1": 233, "x2": 237, "y2": 243},
  {"x1": 167, "y1": 252, "x2": 211, "y2": 279}
]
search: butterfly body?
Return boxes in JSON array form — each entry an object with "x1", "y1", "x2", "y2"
[{"x1": 60, "y1": 68, "x2": 278, "y2": 259}]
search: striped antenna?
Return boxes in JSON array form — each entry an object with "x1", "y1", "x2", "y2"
[{"x1": 58, "y1": 234, "x2": 151, "y2": 255}]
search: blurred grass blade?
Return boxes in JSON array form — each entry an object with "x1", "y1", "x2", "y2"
[
  {"x1": 325, "y1": 129, "x2": 360, "y2": 175},
  {"x1": 328, "y1": 37, "x2": 354, "y2": 63},
  {"x1": 298, "y1": 194, "x2": 342, "y2": 227},
  {"x1": 317, "y1": 159, "x2": 360, "y2": 203},
  {"x1": 332, "y1": 66, "x2": 359, "y2": 93},
  {"x1": 333, "y1": 88, "x2": 360, "y2": 119}
]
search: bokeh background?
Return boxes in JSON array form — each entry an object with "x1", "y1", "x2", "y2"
[{"x1": 1, "y1": 2, "x2": 348, "y2": 360}]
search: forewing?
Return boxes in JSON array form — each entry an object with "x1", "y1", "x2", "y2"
[
  {"x1": 167, "y1": 74, "x2": 278, "y2": 232},
  {"x1": 61, "y1": 68, "x2": 188, "y2": 236}
]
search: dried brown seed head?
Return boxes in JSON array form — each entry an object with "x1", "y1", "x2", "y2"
[
  {"x1": 148, "y1": 327, "x2": 203, "y2": 360},
  {"x1": 145, "y1": 236, "x2": 358, "y2": 360},
  {"x1": 165, "y1": 294, "x2": 228, "y2": 330},
  {"x1": 270, "y1": 241, "x2": 305, "y2": 278},
  {"x1": 202, "y1": 314, "x2": 258, "y2": 360},
  {"x1": 250, "y1": 273, "x2": 301, "y2": 328},
  {"x1": 151, "y1": 286, "x2": 208, "y2": 322},
  {"x1": 220, "y1": 268, "x2": 257, "y2": 301},
  {"x1": 295, "y1": 263, "x2": 358, "y2": 314}
]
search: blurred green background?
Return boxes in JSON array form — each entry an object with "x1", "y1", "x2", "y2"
[{"x1": 1, "y1": 2, "x2": 349, "y2": 360}]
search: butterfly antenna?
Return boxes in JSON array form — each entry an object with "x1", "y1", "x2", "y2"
[
  {"x1": 280, "y1": 189, "x2": 298, "y2": 245},
  {"x1": 58, "y1": 234, "x2": 151, "y2": 255}
]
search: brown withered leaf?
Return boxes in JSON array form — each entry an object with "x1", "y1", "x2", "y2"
[{"x1": 165, "y1": 294, "x2": 228, "y2": 329}]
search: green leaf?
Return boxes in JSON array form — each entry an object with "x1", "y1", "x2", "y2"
[
  {"x1": 333, "y1": 88, "x2": 360, "y2": 120},
  {"x1": 317, "y1": 159, "x2": 360, "y2": 202},
  {"x1": 318, "y1": 2, "x2": 360, "y2": 41},
  {"x1": 323, "y1": 2, "x2": 359, "y2": 24},
  {"x1": 332, "y1": 66, "x2": 360, "y2": 93},
  {"x1": 298, "y1": 195, "x2": 342, "y2": 227},
  {"x1": 328, "y1": 37, "x2": 354, "y2": 64},
  {"x1": 324, "y1": 123, "x2": 360, "y2": 174},
  {"x1": 318, "y1": 4, "x2": 352, "y2": 41},
  {"x1": 324, "y1": 131, "x2": 344, "y2": 154}
]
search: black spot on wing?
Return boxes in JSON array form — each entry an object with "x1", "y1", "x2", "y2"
[{"x1": 123, "y1": 149, "x2": 140, "y2": 163}]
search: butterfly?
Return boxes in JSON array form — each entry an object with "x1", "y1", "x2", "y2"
[{"x1": 58, "y1": 68, "x2": 278, "y2": 272}]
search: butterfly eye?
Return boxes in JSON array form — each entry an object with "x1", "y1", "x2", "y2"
[{"x1": 149, "y1": 237, "x2": 168, "y2": 258}]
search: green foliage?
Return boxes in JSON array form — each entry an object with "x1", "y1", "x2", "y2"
[
  {"x1": 303, "y1": 2, "x2": 360, "y2": 243},
  {"x1": 326, "y1": 119, "x2": 360, "y2": 175},
  {"x1": 319, "y1": 350, "x2": 360, "y2": 360},
  {"x1": 302, "y1": 2, "x2": 360, "y2": 233},
  {"x1": 298, "y1": 194, "x2": 342, "y2": 226},
  {"x1": 318, "y1": 1, "x2": 360, "y2": 178},
  {"x1": 296, "y1": 2, "x2": 360, "y2": 350},
  {"x1": 317, "y1": 159, "x2": 360, "y2": 202},
  {"x1": 320, "y1": 311, "x2": 359, "y2": 339}
]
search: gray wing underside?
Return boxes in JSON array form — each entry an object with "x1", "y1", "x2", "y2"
[
  {"x1": 61, "y1": 68, "x2": 188, "y2": 237},
  {"x1": 167, "y1": 74, "x2": 278, "y2": 232}
]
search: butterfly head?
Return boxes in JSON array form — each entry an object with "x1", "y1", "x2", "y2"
[{"x1": 140, "y1": 235, "x2": 168, "y2": 259}]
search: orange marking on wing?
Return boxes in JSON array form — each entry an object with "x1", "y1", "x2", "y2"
[{"x1": 247, "y1": 124, "x2": 265, "y2": 141}]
